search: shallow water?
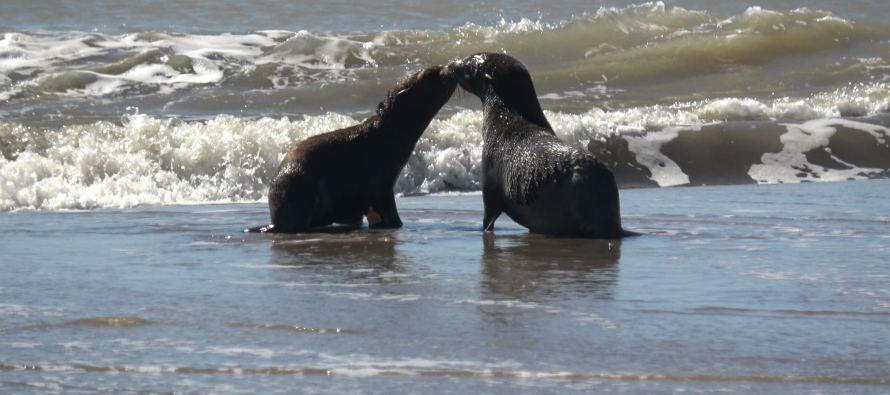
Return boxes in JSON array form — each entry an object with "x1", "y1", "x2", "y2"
[{"x1": 2, "y1": 180, "x2": 888, "y2": 394}]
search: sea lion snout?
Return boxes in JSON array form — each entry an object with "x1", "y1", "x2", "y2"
[
  {"x1": 448, "y1": 55, "x2": 488, "y2": 98},
  {"x1": 446, "y1": 58, "x2": 466, "y2": 77}
]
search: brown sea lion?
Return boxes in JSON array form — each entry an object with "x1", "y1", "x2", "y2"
[
  {"x1": 448, "y1": 53, "x2": 631, "y2": 238},
  {"x1": 248, "y1": 66, "x2": 456, "y2": 233}
]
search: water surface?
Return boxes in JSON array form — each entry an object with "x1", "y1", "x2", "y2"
[{"x1": 2, "y1": 180, "x2": 888, "y2": 393}]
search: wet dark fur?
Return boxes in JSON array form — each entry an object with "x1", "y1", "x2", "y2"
[
  {"x1": 248, "y1": 66, "x2": 457, "y2": 233},
  {"x1": 448, "y1": 53, "x2": 629, "y2": 238}
]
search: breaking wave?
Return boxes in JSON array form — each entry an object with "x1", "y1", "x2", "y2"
[
  {"x1": 3, "y1": 3, "x2": 890, "y2": 211},
  {"x1": 2, "y1": 105, "x2": 888, "y2": 211},
  {"x1": 1, "y1": 3, "x2": 887, "y2": 103}
]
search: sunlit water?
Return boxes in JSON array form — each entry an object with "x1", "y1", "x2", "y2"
[
  {"x1": 2, "y1": 180, "x2": 888, "y2": 394},
  {"x1": 2, "y1": 0, "x2": 890, "y2": 392}
]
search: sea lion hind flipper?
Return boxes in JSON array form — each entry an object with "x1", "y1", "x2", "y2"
[
  {"x1": 268, "y1": 174, "x2": 321, "y2": 233},
  {"x1": 243, "y1": 224, "x2": 277, "y2": 233},
  {"x1": 368, "y1": 193, "x2": 403, "y2": 228},
  {"x1": 569, "y1": 170, "x2": 624, "y2": 238},
  {"x1": 620, "y1": 229, "x2": 642, "y2": 237}
]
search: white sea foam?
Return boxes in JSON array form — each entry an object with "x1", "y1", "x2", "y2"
[
  {"x1": 315, "y1": 352, "x2": 522, "y2": 371},
  {"x1": 2, "y1": 5, "x2": 882, "y2": 103},
  {"x1": 0, "y1": 303, "x2": 31, "y2": 316},
  {"x1": 0, "y1": 30, "x2": 382, "y2": 100},
  {"x1": 0, "y1": 303, "x2": 63, "y2": 317},
  {"x1": 748, "y1": 118, "x2": 890, "y2": 184},
  {"x1": 58, "y1": 341, "x2": 90, "y2": 350},
  {"x1": 201, "y1": 347, "x2": 279, "y2": 358},
  {"x1": 319, "y1": 291, "x2": 421, "y2": 302},
  {"x1": 182, "y1": 241, "x2": 221, "y2": 247},
  {"x1": 229, "y1": 281, "x2": 370, "y2": 288},
  {"x1": 625, "y1": 126, "x2": 694, "y2": 187},
  {"x1": 570, "y1": 312, "x2": 618, "y2": 330},
  {"x1": 697, "y1": 85, "x2": 890, "y2": 121},
  {"x1": 3, "y1": 98, "x2": 890, "y2": 211},
  {"x1": 264, "y1": 31, "x2": 377, "y2": 69},
  {"x1": 0, "y1": 114, "x2": 352, "y2": 211},
  {"x1": 7, "y1": 342, "x2": 41, "y2": 348},
  {"x1": 699, "y1": 98, "x2": 821, "y2": 121}
]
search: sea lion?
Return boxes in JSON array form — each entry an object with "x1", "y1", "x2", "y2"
[
  {"x1": 249, "y1": 66, "x2": 456, "y2": 233},
  {"x1": 448, "y1": 53, "x2": 629, "y2": 238}
]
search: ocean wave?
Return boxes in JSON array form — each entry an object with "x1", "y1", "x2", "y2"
[
  {"x1": 2, "y1": 103, "x2": 889, "y2": 211},
  {"x1": 2, "y1": 3, "x2": 886, "y2": 102}
]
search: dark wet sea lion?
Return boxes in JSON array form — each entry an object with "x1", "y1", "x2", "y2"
[
  {"x1": 448, "y1": 53, "x2": 629, "y2": 238},
  {"x1": 248, "y1": 66, "x2": 456, "y2": 233}
]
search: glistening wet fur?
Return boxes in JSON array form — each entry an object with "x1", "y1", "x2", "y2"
[
  {"x1": 448, "y1": 52, "x2": 635, "y2": 238},
  {"x1": 247, "y1": 65, "x2": 457, "y2": 233}
]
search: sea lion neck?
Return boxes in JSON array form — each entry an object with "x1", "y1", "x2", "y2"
[
  {"x1": 375, "y1": 66, "x2": 457, "y2": 150},
  {"x1": 481, "y1": 82, "x2": 553, "y2": 136}
]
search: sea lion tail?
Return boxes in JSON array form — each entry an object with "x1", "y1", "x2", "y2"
[{"x1": 620, "y1": 228, "x2": 642, "y2": 237}]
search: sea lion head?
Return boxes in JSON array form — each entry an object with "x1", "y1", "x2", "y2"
[
  {"x1": 447, "y1": 53, "x2": 533, "y2": 99},
  {"x1": 448, "y1": 53, "x2": 550, "y2": 129},
  {"x1": 376, "y1": 66, "x2": 457, "y2": 131},
  {"x1": 447, "y1": 53, "x2": 492, "y2": 98}
]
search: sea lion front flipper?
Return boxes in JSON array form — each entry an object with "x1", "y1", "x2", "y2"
[
  {"x1": 482, "y1": 193, "x2": 503, "y2": 232},
  {"x1": 482, "y1": 211, "x2": 500, "y2": 232}
]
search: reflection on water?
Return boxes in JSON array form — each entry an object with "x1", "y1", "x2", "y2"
[
  {"x1": 266, "y1": 227, "x2": 406, "y2": 282},
  {"x1": 481, "y1": 234, "x2": 621, "y2": 301}
]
